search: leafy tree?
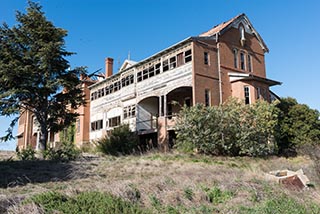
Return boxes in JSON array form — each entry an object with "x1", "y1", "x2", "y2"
[
  {"x1": 0, "y1": 1, "x2": 86, "y2": 150},
  {"x1": 276, "y1": 97, "x2": 320, "y2": 155}
]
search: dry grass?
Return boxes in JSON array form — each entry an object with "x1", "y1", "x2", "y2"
[{"x1": 0, "y1": 151, "x2": 319, "y2": 213}]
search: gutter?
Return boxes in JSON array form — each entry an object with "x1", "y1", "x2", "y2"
[{"x1": 216, "y1": 33, "x2": 223, "y2": 104}]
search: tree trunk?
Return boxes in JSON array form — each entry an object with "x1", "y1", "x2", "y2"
[{"x1": 39, "y1": 123, "x2": 48, "y2": 151}]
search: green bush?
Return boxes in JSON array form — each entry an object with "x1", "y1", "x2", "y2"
[
  {"x1": 29, "y1": 191, "x2": 148, "y2": 214},
  {"x1": 175, "y1": 98, "x2": 278, "y2": 156},
  {"x1": 43, "y1": 141, "x2": 80, "y2": 161},
  {"x1": 96, "y1": 124, "x2": 139, "y2": 156},
  {"x1": 17, "y1": 146, "x2": 36, "y2": 160},
  {"x1": 203, "y1": 186, "x2": 233, "y2": 204}
]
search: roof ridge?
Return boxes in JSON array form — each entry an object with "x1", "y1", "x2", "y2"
[{"x1": 199, "y1": 13, "x2": 244, "y2": 37}]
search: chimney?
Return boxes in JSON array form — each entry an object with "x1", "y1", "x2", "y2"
[{"x1": 105, "y1": 57, "x2": 114, "y2": 78}]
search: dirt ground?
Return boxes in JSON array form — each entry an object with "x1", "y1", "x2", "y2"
[{"x1": 0, "y1": 151, "x2": 319, "y2": 213}]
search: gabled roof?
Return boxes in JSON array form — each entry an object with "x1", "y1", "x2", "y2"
[
  {"x1": 119, "y1": 59, "x2": 137, "y2": 71},
  {"x1": 199, "y1": 13, "x2": 269, "y2": 53}
]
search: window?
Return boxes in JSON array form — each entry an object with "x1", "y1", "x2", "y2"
[
  {"x1": 233, "y1": 49, "x2": 238, "y2": 68},
  {"x1": 240, "y1": 52, "x2": 245, "y2": 70},
  {"x1": 76, "y1": 119, "x2": 80, "y2": 133},
  {"x1": 105, "y1": 86, "x2": 110, "y2": 95},
  {"x1": 185, "y1": 49, "x2": 192, "y2": 63},
  {"x1": 248, "y1": 54, "x2": 252, "y2": 72},
  {"x1": 256, "y1": 87, "x2": 261, "y2": 99},
  {"x1": 113, "y1": 81, "x2": 120, "y2": 92},
  {"x1": 177, "y1": 52, "x2": 184, "y2": 67},
  {"x1": 244, "y1": 86, "x2": 250, "y2": 104},
  {"x1": 91, "y1": 119, "x2": 103, "y2": 131},
  {"x1": 155, "y1": 63, "x2": 161, "y2": 75},
  {"x1": 121, "y1": 77, "x2": 126, "y2": 87},
  {"x1": 204, "y1": 52, "x2": 209, "y2": 65},
  {"x1": 123, "y1": 105, "x2": 136, "y2": 119},
  {"x1": 108, "y1": 116, "x2": 121, "y2": 127},
  {"x1": 163, "y1": 59, "x2": 169, "y2": 72},
  {"x1": 137, "y1": 71, "x2": 142, "y2": 82},
  {"x1": 205, "y1": 89, "x2": 211, "y2": 107},
  {"x1": 109, "y1": 84, "x2": 114, "y2": 93},
  {"x1": 148, "y1": 65, "x2": 155, "y2": 77},
  {"x1": 169, "y1": 56, "x2": 176, "y2": 69},
  {"x1": 129, "y1": 74, "x2": 134, "y2": 84},
  {"x1": 143, "y1": 69, "x2": 148, "y2": 80}
]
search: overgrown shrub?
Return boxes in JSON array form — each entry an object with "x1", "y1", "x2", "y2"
[
  {"x1": 175, "y1": 98, "x2": 278, "y2": 156},
  {"x1": 28, "y1": 191, "x2": 148, "y2": 214},
  {"x1": 17, "y1": 146, "x2": 36, "y2": 160},
  {"x1": 43, "y1": 141, "x2": 80, "y2": 161},
  {"x1": 96, "y1": 124, "x2": 139, "y2": 156}
]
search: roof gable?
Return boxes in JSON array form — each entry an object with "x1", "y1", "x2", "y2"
[
  {"x1": 199, "y1": 13, "x2": 269, "y2": 52},
  {"x1": 119, "y1": 59, "x2": 137, "y2": 71}
]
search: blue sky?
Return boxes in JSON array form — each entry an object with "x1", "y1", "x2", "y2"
[{"x1": 0, "y1": 0, "x2": 319, "y2": 150}]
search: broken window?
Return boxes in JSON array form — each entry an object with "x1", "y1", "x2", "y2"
[
  {"x1": 155, "y1": 63, "x2": 161, "y2": 74},
  {"x1": 169, "y1": 56, "x2": 176, "y2": 69},
  {"x1": 163, "y1": 59, "x2": 169, "y2": 72},
  {"x1": 185, "y1": 49, "x2": 192, "y2": 63}
]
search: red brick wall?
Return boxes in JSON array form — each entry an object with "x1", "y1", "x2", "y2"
[{"x1": 192, "y1": 41, "x2": 220, "y2": 106}]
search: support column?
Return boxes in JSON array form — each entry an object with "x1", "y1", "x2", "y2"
[{"x1": 157, "y1": 94, "x2": 169, "y2": 152}]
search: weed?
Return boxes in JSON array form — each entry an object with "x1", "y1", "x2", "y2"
[
  {"x1": 125, "y1": 184, "x2": 141, "y2": 203},
  {"x1": 203, "y1": 186, "x2": 233, "y2": 204},
  {"x1": 28, "y1": 191, "x2": 148, "y2": 214},
  {"x1": 17, "y1": 146, "x2": 36, "y2": 161},
  {"x1": 149, "y1": 194, "x2": 161, "y2": 207},
  {"x1": 43, "y1": 141, "x2": 80, "y2": 161},
  {"x1": 238, "y1": 194, "x2": 320, "y2": 214},
  {"x1": 183, "y1": 187, "x2": 194, "y2": 201}
]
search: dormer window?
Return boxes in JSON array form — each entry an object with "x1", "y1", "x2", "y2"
[{"x1": 239, "y1": 25, "x2": 246, "y2": 47}]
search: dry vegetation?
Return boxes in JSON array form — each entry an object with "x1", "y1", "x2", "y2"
[{"x1": 0, "y1": 151, "x2": 320, "y2": 213}]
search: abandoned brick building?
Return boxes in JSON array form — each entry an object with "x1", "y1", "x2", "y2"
[{"x1": 17, "y1": 14, "x2": 280, "y2": 150}]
